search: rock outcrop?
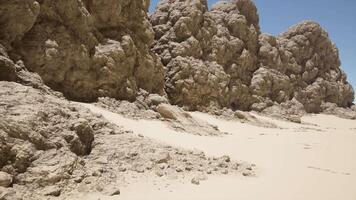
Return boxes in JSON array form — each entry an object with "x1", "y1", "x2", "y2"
[
  {"x1": 0, "y1": 82, "x2": 99, "y2": 182},
  {"x1": 151, "y1": 0, "x2": 354, "y2": 113},
  {"x1": 151, "y1": 0, "x2": 260, "y2": 111},
  {"x1": 0, "y1": 81, "x2": 109, "y2": 199},
  {"x1": 0, "y1": 44, "x2": 49, "y2": 91},
  {"x1": 0, "y1": 0, "x2": 354, "y2": 114},
  {"x1": 255, "y1": 22, "x2": 354, "y2": 113},
  {"x1": 0, "y1": 0, "x2": 164, "y2": 102}
]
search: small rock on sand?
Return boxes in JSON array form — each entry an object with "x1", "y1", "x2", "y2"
[
  {"x1": 110, "y1": 188, "x2": 121, "y2": 196},
  {"x1": 156, "y1": 104, "x2": 178, "y2": 120},
  {"x1": 155, "y1": 170, "x2": 165, "y2": 177},
  {"x1": 0, "y1": 172, "x2": 12, "y2": 187},
  {"x1": 242, "y1": 170, "x2": 254, "y2": 177},
  {"x1": 221, "y1": 155, "x2": 231, "y2": 162},
  {"x1": 43, "y1": 185, "x2": 61, "y2": 197},
  {"x1": 234, "y1": 111, "x2": 247, "y2": 119},
  {"x1": 287, "y1": 115, "x2": 302, "y2": 123},
  {"x1": 191, "y1": 173, "x2": 207, "y2": 185},
  {"x1": 155, "y1": 152, "x2": 171, "y2": 164},
  {"x1": 191, "y1": 177, "x2": 200, "y2": 185}
]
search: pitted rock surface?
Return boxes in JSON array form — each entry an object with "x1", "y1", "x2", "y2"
[
  {"x1": 0, "y1": 0, "x2": 164, "y2": 102},
  {"x1": 0, "y1": 82, "x2": 99, "y2": 178},
  {"x1": 151, "y1": 0, "x2": 354, "y2": 113},
  {"x1": 151, "y1": 0, "x2": 260, "y2": 111},
  {"x1": 255, "y1": 22, "x2": 354, "y2": 113}
]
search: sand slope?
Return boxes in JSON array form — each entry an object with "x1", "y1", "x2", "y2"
[{"x1": 78, "y1": 104, "x2": 356, "y2": 200}]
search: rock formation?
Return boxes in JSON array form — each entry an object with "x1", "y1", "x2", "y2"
[
  {"x1": 1, "y1": 0, "x2": 164, "y2": 102},
  {"x1": 150, "y1": 0, "x2": 354, "y2": 113},
  {"x1": 0, "y1": 81, "x2": 101, "y2": 199},
  {"x1": 1, "y1": 0, "x2": 354, "y2": 113},
  {"x1": 0, "y1": 0, "x2": 355, "y2": 199},
  {"x1": 151, "y1": 0, "x2": 260, "y2": 111},
  {"x1": 255, "y1": 22, "x2": 354, "y2": 113}
]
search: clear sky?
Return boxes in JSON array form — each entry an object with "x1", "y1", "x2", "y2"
[{"x1": 149, "y1": 0, "x2": 356, "y2": 95}]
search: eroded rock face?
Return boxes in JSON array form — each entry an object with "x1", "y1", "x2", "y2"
[
  {"x1": 151, "y1": 0, "x2": 260, "y2": 111},
  {"x1": 0, "y1": 0, "x2": 40, "y2": 48},
  {"x1": 321, "y1": 102, "x2": 356, "y2": 120},
  {"x1": 0, "y1": 82, "x2": 102, "y2": 185},
  {"x1": 0, "y1": 0, "x2": 164, "y2": 102},
  {"x1": 255, "y1": 22, "x2": 354, "y2": 113},
  {"x1": 151, "y1": 0, "x2": 354, "y2": 113},
  {"x1": 0, "y1": 0, "x2": 354, "y2": 114}
]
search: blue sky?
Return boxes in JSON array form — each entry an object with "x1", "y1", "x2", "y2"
[{"x1": 149, "y1": 0, "x2": 356, "y2": 94}]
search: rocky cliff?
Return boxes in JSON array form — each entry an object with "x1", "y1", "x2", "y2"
[
  {"x1": 150, "y1": 0, "x2": 354, "y2": 113},
  {"x1": 1, "y1": 0, "x2": 164, "y2": 102},
  {"x1": 0, "y1": 0, "x2": 354, "y2": 113}
]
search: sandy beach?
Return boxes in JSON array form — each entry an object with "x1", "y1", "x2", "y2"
[{"x1": 73, "y1": 104, "x2": 356, "y2": 200}]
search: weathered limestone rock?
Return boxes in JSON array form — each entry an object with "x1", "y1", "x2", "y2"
[
  {"x1": 151, "y1": 0, "x2": 354, "y2": 114},
  {"x1": 151, "y1": 0, "x2": 260, "y2": 111},
  {"x1": 0, "y1": 44, "x2": 48, "y2": 90},
  {"x1": 261, "y1": 98, "x2": 306, "y2": 123},
  {"x1": 255, "y1": 21, "x2": 354, "y2": 113},
  {"x1": 0, "y1": 0, "x2": 40, "y2": 47},
  {"x1": 352, "y1": 105, "x2": 356, "y2": 112},
  {"x1": 0, "y1": 81, "x2": 105, "y2": 183},
  {"x1": 321, "y1": 102, "x2": 356, "y2": 120},
  {"x1": 0, "y1": 172, "x2": 12, "y2": 187},
  {"x1": 1, "y1": 0, "x2": 353, "y2": 114},
  {"x1": 0, "y1": 0, "x2": 164, "y2": 102},
  {"x1": 155, "y1": 103, "x2": 223, "y2": 136},
  {"x1": 157, "y1": 104, "x2": 181, "y2": 120}
]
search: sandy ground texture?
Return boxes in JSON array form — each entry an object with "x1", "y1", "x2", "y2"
[{"x1": 65, "y1": 103, "x2": 356, "y2": 200}]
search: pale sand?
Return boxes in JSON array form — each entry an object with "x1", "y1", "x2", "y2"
[{"x1": 78, "y1": 104, "x2": 356, "y2": 200}]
